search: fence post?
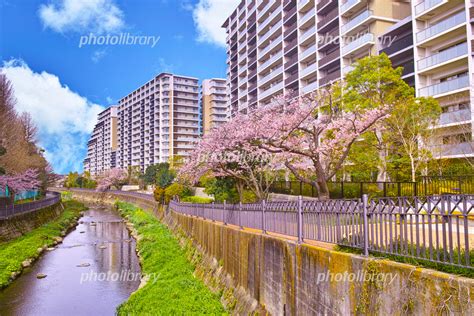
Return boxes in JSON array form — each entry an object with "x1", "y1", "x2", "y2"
[
  {"x1": 299, "y1": 181, "x2": 303, "y2": 196},
  {"x1": 262, "y1": 199, "x2": 266, "y2": 234},
  {"x1": 297, "y1": 195, "x2": 303, "y2": 244},
  {"x1": 362, "y1": 194, "x2": 369, "y2": 256},
  {"x1": 212, "y1": 202, "x2": 215, "y2": 222},
  {"x1": 223, "y1": 200, "x2": 227, "y2": 225},
  {"x1": 239, "y1": 202, "x2": 243, "y2": 229},
  {"x1": 397, "y1": 182, "x2": 401, "y2": 197},
  {"x1": 360, "y1": 182, "x2": 363, "y2": 198},
  {"x1": 383, "y1": 182, "x2": 387, "y2": 197}
]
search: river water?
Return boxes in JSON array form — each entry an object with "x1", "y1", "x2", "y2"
[{"x1": 0, "y1": 205, "x2": 141, "y2": 316}]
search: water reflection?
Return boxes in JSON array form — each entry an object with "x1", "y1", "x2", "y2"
[{"x1": 0, "y1": 206, "x2": 141, "y2": 316}]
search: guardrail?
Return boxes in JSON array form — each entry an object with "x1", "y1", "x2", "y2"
[
  {"x1": 0, "y1": 191, "x2": 61, "y2": 219},
  {"x1": 170, "y1": 195, "x2": 474, "y2": 269}
]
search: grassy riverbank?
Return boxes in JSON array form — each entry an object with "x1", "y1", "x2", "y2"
[
  {"x1": 0, "y1": 200, "x2": 86, "y2": 288},
  {"x1": 115, "y1": 201, "x2": 226, "y2": 315}
]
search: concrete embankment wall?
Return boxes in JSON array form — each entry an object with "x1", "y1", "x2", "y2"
[
  {"x1": 0, "y1": 202, "x2": 62, "y2": 242},
  {"x1": 62, "y1": 189, "x2": 474, "y2": 315}
]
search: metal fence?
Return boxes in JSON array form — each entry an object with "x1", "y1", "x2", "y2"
[
  {"x1": 0, "y1": 191, "x2": 61, "y2": 219},
  {"x1": 270, "y1": 176, "x2": 474, "y2": 199},
  {"x1": 170, "y1": 194, "x2": 474, "y2": 269}
]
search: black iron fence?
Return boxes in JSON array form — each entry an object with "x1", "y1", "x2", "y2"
[
  {"x1": 0, "y1": 191, "x2": 61, "y2": 219},
  {"x1": 170, "y1": 194, "x2": 474, "y2": 269},
  {"x1": 270, "y1": 176, "x2": 474, "y2": 199}
]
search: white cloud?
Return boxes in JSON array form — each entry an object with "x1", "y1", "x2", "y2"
[
  {"x1": 38, "y1": 0, "x2": 125, "y2": 34},
  {"x1": 91, "y1": 49, "x2": 107, "y2": 63},
  {"x1": 1, "y1": 59, "x2": 104, "y2": 174},
  {"x1": 192, "y1": 0, "x2": 239, "y2": 47}
]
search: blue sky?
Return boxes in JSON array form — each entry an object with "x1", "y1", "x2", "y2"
[{"x1": 0, "y1": 0, "x2": 238, "y2": 174}]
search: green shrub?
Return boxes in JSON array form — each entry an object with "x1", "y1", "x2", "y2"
[
  {"x1": 153, "y1": 186, "x2": 165, "y2": 203},
  {"x1": 164, "y1": 183, "x2": 192, "y2": 203},
  {"x1": 180, "y1": 196, "x2": 213, "y2": 204}
]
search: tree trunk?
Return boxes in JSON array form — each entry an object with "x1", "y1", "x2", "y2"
[
  {"x1": 375, "y1": 129, "x2": 388, "y2": 186},
  {"x1": 410, "y1": 157, "x2": 416, "y2": 182},
  {"x1": 235, "y1": 181, "x2": 245, "y2": 202},
  {"x1": 317, "y1": 180, "x2": 330, "y2": 200}
]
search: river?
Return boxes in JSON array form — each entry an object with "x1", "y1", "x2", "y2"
[{"x1": 0, "y1": 205, "x2": 141, "y2": 315}]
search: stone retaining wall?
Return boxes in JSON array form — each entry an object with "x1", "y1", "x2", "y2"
[
  {"x1": 0, "y1": 202, "x2": 62, "y2": 242},
  {"x1": 62, "y1": 189, "x2": 474, "y2": 315}
]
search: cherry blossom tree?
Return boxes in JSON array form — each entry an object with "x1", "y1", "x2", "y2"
[
  {"x1": 236, "y1": 90, "x2": 392, "y2": 199},
  {"x1": 179, "y1": 116, "x2": 283, "y2": 201},
  {"x1": 96, "y1": 168, "x2": 127, "y2": 192},
  {"x1": 0, "y1": 168, "x2": 41, "y2": 200}
]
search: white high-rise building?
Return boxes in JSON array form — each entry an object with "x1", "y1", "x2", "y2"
[
  {"x1": 223, "y1": 0, "x2": 474, "y2": 159},
  {"x1": 83, "y1": 106, "x2": 118, "y2": 175},
  {"x1": 117, "y1": 73, "x2": 200, "y2": 171}
]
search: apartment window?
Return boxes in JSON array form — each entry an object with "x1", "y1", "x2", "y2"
[{"x1": 443, "y1": 102, "x2": 470, "y2": 113}]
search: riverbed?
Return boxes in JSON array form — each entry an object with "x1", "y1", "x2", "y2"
[{"x1": 0, "y1": 205, "x2": 141, "y2": 315}]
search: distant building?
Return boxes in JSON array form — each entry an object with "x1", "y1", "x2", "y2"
[
  {"x1": 201, "y1": 78, "x2": 228, "y2": 135},
  {"x1": 116, "y1": 73, "x2": 200, "y2": 172},
  {"x1": 83, "y1": 106, "x2": 118, "y2": 175}
]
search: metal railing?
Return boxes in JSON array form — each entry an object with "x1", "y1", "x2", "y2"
[
  {"x1": 0, "y1": 191, "x2": 61, "y2": 219},
  {"x1": 271, "y1": 177, "x2": 474, "y2": 199},
  {"x1": 170, "y1": 194, "x2": 474, "y2": 268}
]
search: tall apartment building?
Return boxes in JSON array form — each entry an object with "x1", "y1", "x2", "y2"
[
  {"x1": 201, "y1": 78, "x2": 229, "y2": 135},
  {"x1": 117, "y1": 73, "x2": 200, "y2": 171},
  {"x1": 83, "y1": 106, "x2": 118, "y2": 175},
  {"x1": 223, "y1": 0, "x2": 474, "y2": 159}
]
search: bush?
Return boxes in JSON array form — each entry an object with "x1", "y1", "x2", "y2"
[
  {"x1": 202, "y1": 177, "x2": 239, "y2": 203},
  {"x1": 180, "y1": 196, "x2": 213, "y2": 204},
  {"x1": 164, "y1": 183, "x2": 192, "y2": 203},
  {"x1": 153, "y1": 186, "x2": 165, "y2": 203},
  {"x1": 242, "y1": 190, "x2": 257, "y2": 203}
]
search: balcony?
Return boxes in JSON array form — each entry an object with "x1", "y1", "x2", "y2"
[
  {"x1": 317, "y1": 7, "x2": 338, "y2": 30},
  {"x1": 259, "y1": 20, "x2": 283, "y2": 45},
  {"x1": 299, "y1": 8, "x2": 315, "y2": 26},
  {"x1": 341, "y1": 33, "x2": 375, "y2": 56},
  {"x1": 319, "y1": 69, "x2": 341, "y2": 86},
  {"x1": 259, "y1": 66, "x2": 284, "y2": 86},
  {"x1": 418, "y1": 75, "x2": 470, "y2": 97},
  {"x1": 319, "y1": 49, "x2": 340, "y2": 67},
  {"x1": 238, "y1": 64, "x2": 248, "y2": 75},
  {"x1": 340, "y1": 0, "x2": 363, "y2": 15},
  {"x1": 301, "y1": 80, "x2": 318, "y2": 94},
  {"x1": 380, "y1": 35, "x2": 413, "y2": 56},
  {"x1": 299, "y1": 25, "x2": 316, "y2": 43},
  {"x1": 260, "y1": 35, "x2": 283, "y2": 58},
  {"x1": 285, "y1": 72, "x2": 299, "y2": 85},
  {"x1": 300, "y1": 62, "x2": 318, "y2": 77},
  {"x1": 415, "y1": 0, "x2": 445, "y2": 17},
  {"x1": 259, "y1": 7, "x2": 282, "y2": 31},
  {"x1": 430, "y1": 142, "x2": 474, "y2": 158},
  {"x1": 299, "y1": 45, "x2": 317, "y2": 60},
  {"x1": 417, "y1": 42, "x2": 468, "y2": 71},
  {"x1": 259, "y1": 50, "x2": 283, "y2": 72},
  {"x1": 341, "y1": 10, "x2": 373, "y2": 34},
  {"x1": 258, "y1": 1, "x2": 273, "y2": 20},
  {"x1": 438, "y1": 109, "x2": 471, "y2": 126},
  {"x1": 416, "y1": 11, "x2": 466, "y2": 43},
  {"x1": 259, "y1": 81, "x2": 284, "y2": 99}
]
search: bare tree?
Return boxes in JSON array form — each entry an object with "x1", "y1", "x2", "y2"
[{"x1": 19, "y1": 112, "x2": 38, "y2": 144}]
